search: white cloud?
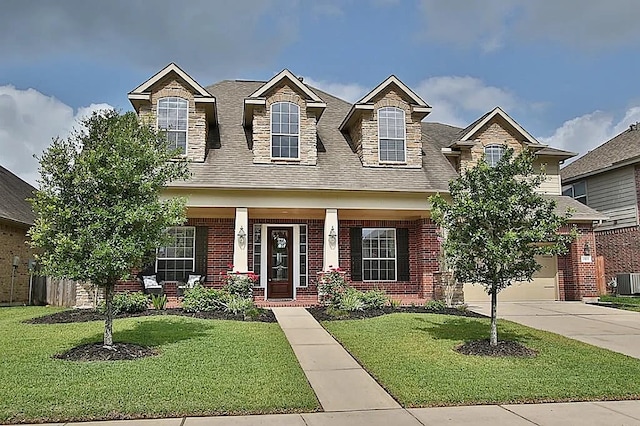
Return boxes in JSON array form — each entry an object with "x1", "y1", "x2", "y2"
[
  {"x1": 415, "y1": 76, "x2": 519, "y2": 126},
  {"x1": 539, "y1": 107, "x2": 640, "y2": 162},
  {"x1": 0, "y1": 85, "x2": 112, "y2": 187},
  {"x1": 418, "y1": 0, "x2": 640, "y2": 52},
  {"x1": 302, "y1": 77, "x2": 368, "y2": 103}
]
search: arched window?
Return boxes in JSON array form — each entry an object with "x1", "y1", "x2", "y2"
[
  {"x1": 271, "y1": 102, "x2": 300, "y2": 159},
  {"x1": 484, "y1": 144, "x2": 505, "y2": 167},
  {"x1": 378, "y1": 107, "x2": 406, "y2": 162},
  {"x1": 157, "y1": 97, "x2": 188, "y2": 154}
]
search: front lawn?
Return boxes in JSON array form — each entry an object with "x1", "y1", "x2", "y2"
[
  {"x1": 0, "y1": 307, "x2": 318, "y2": 423},
  {"x1": 598, "y1": 295, "x2": 640, "y2": 312},
  {"x1": 323, "y1": 313, "x2": 640, "y2": 406}
]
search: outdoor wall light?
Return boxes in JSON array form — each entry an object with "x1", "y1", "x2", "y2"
[
  {"x1": 328, "y1": 226, "x2": 337, "y2": 247},
  {"x1": 583, "y1": 241, "x2": 591, "y2": 257},
  {"x1": 237, "y1": 226, "x2": 247, "y2": 247}
]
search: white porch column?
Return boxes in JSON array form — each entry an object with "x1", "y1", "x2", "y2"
[
  {"x1": 323, "y1": 208, "x2": 340, "y2": 271},
  {"x1": 233, "y1": 207, "x2": 249, "y2": 272}
]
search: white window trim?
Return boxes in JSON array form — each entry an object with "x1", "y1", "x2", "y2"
[
  {"x1": 362, "y1": 227, "x2": 398, "y2": 282},
  {"x1": 377, "y1": 107, "x2": 407, "y2": 164},
  {"x1": 157, "y1": 97, "x2": 189, "y2": 157},
  {"x1": 484, "y1": 144, "x2": 505, "y2": 167},
  {"x1": 156, "y1": 226, "x2": 196, "y2": 280},
  {"x1": 563, "y1": 181, "x2": 588, "y2": 205},
  {"x1": 270, "y1": 102, "x2": 301, "y2": 161}
]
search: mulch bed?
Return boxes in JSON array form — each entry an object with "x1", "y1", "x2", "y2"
[
  {"x1": 456, "y1": 339, "x2": 538, "y2": 357},
  {"x1": 54, "y1": 342, "x2": 159, "y2": 362},
  {"x1": 25, "y1": 307, "x2": 277, "y2": 324},
  {"x1": 307, "y1": 305, "x2": 486, "y2": 321}
]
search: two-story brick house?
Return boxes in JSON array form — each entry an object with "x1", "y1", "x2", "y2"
[
  {"x1": 561, "y1": 123, "x2": 640, "y2": 284},
  {"x1": 122, "y1": 63, "x2": 605, "y2": 304}
]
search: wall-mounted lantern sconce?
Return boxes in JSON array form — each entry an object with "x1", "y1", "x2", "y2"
[
  {"x1": 328, "y1": 226, "x2": 337, "y2": 248},
  {"x1": 583, "y1": 242, "x2": 591, "y2": 257},
  {"x1": 237, "y1": 226, "x2": 246, "y2": 247}
]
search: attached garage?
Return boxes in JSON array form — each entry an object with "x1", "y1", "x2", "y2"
[{"x1": 463, "y1": 255, "x2": 559, "y2": 302}]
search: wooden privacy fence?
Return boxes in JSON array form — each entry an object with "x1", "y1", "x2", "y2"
[{"x1": 46, "y1": 277, "x2": 77, "y2": 307}]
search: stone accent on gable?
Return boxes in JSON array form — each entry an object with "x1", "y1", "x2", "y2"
[
  {"x1": 348, "y1": 87, "x2": 423, "y2": 168},
  {"x1": 138, "y1": 74, "x2": 208, "y2": 163},
  {"x1": 252, "y1": 83, "x2": 318, "y2": 165},
  {"x1": 459, "y1": 117, "x2": 525, "y2": 172}
]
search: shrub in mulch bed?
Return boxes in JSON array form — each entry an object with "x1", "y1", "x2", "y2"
[
  {"x1": 456, "y1": 339, "x2": 538, "y2": 357},
  {"x1": 25, "y1": 307, "x2": 277, "y2": 325},
  {"x1": 307, "y1": 305, "x2": 486, "y2": 321}
]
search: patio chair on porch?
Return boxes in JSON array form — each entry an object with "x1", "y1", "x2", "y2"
[
  {"x1": 137, "y1": 270, "x2": 164, "y2": 296},
  {"x1": 177, "y1": 274, "x2": 206, "y2": 297}
]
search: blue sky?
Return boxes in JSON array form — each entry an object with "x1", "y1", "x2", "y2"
[{"x1": 2, "y1": 0, "x2": 640, "y2": 186}]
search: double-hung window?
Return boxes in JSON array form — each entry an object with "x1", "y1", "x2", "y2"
[
  {"x1": 158, "y1": 97, "x2": 188, "y2": 154},
  {"x1": 378, "y1": 107, "x2": 406, "y2": 162},
  {"x1": 562, "y1": 181, "x2": 587, "y2": 205},
  {"x1": 271, "y1": 102, "x2": 299, "y2": 159},
  {"x1": 362, "y1": 228, "x2": 397, "y2": 281},
  {"x1": 156, "y1": 226, "x2": 195, "y2": 281},
  {"x1": 484, "y1": 144, "x2": 505, "y2": 167}
]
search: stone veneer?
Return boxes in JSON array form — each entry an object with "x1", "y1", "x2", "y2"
[
  {"x1": 137, "y1": 73, "x2": 208, "y2": 162},
  {"x1": 349, "y1": 87, "x2": 423, "y2": 168},
  {"x1": 459, "y1": 117, "x2": 525, "y2": 172},
  {"x1": 252, "y1": 83, "x2": 318, "y2": 165},
  {"x1": 0, "y1": 220, "x2": 35, "y2": 304}
]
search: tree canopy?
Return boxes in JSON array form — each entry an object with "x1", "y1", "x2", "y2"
[
  {"x1": 30, "y1": 110, "x2": 190, "y2": 345},
  {"x1": 430, "y1": 148, "x2": 574, "y2": 345}
]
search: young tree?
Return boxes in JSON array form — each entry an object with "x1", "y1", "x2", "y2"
[
  {"x1": 430, "y1": 149, "x2": 574, "y2": 346},
  {"x1": 29, "y1": 110, "x2": 189, "y2": 348}
]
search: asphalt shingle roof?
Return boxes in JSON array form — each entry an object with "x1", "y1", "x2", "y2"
[
  {"x1": 0, "y1": 165, "x2": 35, "y2": 226},
  {"x1": 170, "y1": 80, "x2": 460, "y2": 193},
  {"x1": 561, "y1": 126, "x2": 640, "y2": 182}
]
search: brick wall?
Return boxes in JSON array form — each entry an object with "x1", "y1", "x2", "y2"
[
  {"x1": 557, "y1": 224, "x2": 598, "y2": 300},
  {"x1": 595, "y1": 226, "x2": 640, "y2": 282},
  {"x1": 0, "y1": 220, "x2": 36, "y2": 303},
  {"x1": 339, "y1": 218, "x2": 440, "y2": 298}
]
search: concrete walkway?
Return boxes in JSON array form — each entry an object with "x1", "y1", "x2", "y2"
[
  {"x1": 271, "y1": 307, "x2": 399, "y2": 412},
  {"x1": 468, "y1": 301, "x2": 640, "y2": 359}
]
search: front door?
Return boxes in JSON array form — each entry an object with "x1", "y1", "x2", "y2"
[{"x1": 267, "y1": 227, "x2": 293, "y2": 299}]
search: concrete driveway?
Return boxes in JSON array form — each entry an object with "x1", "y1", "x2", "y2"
[{"x1": 469, "y1": 301, "x2": 640, "y2": 359}]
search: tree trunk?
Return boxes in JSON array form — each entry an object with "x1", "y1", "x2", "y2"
[
  {"x1": 104, "y1": 283, "x2": 114, "y2": 347},
  {"x1": 490, "y1": 286, "x2": 498, "y2": 346}
]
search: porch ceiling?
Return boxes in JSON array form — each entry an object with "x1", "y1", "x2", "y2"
[{"x1": 186, "y1": 207, "x2": 429, "y2": 221}]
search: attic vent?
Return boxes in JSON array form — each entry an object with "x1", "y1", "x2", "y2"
[{"x1": 630, "y1": 122, "x2": 640, "y2": 131}]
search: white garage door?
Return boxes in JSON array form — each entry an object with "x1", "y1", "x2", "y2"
[{"x1": 463, "y1": 255, "x2": 558, "y2": 302}]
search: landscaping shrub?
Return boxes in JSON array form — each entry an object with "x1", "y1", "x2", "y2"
[
  {"x1": 319, "y1": 269, "x2": 349, "y2": 304},
  {"x1": 424, "y1": 300, "x2": 447, "y2": 311},
  {"x1": 151, "y1": 293, "x2": 168, "y2": 310},
  {"x1": 182, "y1": 285, "x2": 229, "y2": 312},
  {"x1": 98, "y1": 291, "x2": 149, "y2": 315},
  {"x1": 360, "y1": 289, "x2": 387, "y2": 309},
  {"x1": 338, "y1": 288, "x2": 366, "y2": 311},
  {"x1": 223, "y1": 272, "x2": 258, "y2": 299},
  {"x1": 224, "y1": 295, "x2": 255, "y2": 315}
]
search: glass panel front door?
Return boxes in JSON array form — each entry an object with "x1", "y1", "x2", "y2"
[{"x1": 267, "y1": 227, "x2": 293, "y2": 298}]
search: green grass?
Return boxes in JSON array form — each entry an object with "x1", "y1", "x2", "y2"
[
  {"x1": 599, "y1": 295, "x2": 640, "y2": 311},
  {"x1": 0, "y1": 307, "x2": 318, "y2": 423},
  {"x1": 323, "y1": 313, "x2": 640, "y2": 407}
]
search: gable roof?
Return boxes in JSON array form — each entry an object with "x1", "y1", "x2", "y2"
[
  {"x1": 247, "y1": 69, "x2": 324, "y2": 102},
  {"x1": 561, "y1": 124, "x2": 640, "y2": 182},
  {"x1": 449, "y1": 107, "x2": 543, "y2": 148},
  {"x1": 129, "y1": 62, "x2": 213, "y2": 98},
  {"x1": 169, "y1": 80, "x2": 459, "y2": 193},
  {"x1": 0, "y1": 165, "x2": 35, "y2": 226}
]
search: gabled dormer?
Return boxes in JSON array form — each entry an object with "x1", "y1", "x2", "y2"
[
  {"x1": 128, "y1": 63, "x2": 217, "y2": 162},
  {"x1": 243, "y1": 70, "x2": 326, "y2": 166},
  {"x1": 339, "y1": 76, "x2": 431, "y2": 168},
  {"x1": 442, "y1": 107, "x2": 574, "y2": 195}
]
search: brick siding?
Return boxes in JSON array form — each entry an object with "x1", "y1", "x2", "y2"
[{"x1": 0, "y1": 220, "x2": 36, "y2": 303}]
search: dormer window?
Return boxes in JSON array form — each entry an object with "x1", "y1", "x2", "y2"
[
  {"x1": 158, "y1": 97, "x2": 188, "y2": 154},
  {"x1": 378, "y1": 107, "x2": 406, "y2": 162},
  {"x1": 484, "y1": 144, "x2": 505, "y2": 167},
  {"x1": 271, "y1": 102, "x2": 300, "y2": 159}
]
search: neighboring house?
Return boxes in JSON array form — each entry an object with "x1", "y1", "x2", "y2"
[
  {"x1": 119, "y1": 63, "x2": 605, "y2": 304},
  {"x1": 561, "y1": 123, "x2": 640, "y2": 283},
  {"x1": 0, "y1": 165, "x2": 36, "y2": 304}
]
